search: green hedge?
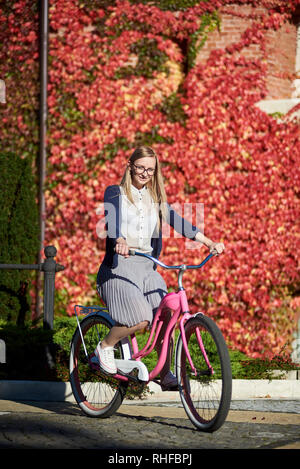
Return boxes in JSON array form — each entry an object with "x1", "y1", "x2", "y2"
[
  {"x1": 0, "y1": 317, "x2": 76, "y2": 381},
  {"x1": 0, "y1": 152, "x2": 39, "y2": 325}
]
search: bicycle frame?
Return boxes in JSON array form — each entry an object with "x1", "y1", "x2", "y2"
[
  {"x1": 128, "y1": 251, "x2": 215, "y2": 381},
  {"x1": 74, "y1": 252, "x2": 215, "y2": 384},
  {"x1": 130, "y1": 290, "x2": 210, "y2": 381}
]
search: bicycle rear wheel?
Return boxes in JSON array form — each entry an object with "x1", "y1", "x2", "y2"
[
  {"x1": 176, "y1": 314, "x2": 232, "y2": 432},
  {"x1": 70, "y1": 314, "x2": 127, "y2": 418}
]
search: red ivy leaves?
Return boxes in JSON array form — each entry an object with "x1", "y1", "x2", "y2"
[
  {"x1": 40, "y1": 0, "x2": 300, "y2": 357},
  {"x1": 1, "y1": 0, "x2": 300, "y2": 358}
]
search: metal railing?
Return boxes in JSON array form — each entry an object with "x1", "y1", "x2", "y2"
[{"x1": 0, "y1": 245, "x2": 65, "y2": 330}]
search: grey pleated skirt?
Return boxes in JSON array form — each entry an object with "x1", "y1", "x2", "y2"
[{"x1": 97, "y1": 254, "x2": 167, "y2": 327}]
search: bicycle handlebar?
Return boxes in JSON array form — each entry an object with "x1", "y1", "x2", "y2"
[{"x1": 128, "y1": 249, "x2": 215, "y2": 270}]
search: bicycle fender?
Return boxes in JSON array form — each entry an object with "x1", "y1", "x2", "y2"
[
  {"x1": 94, "y1": 308, "x2": 116, "y2": 326},
  {"x1": 75, "y1": 305, "x2": 116, "y2": 327}
]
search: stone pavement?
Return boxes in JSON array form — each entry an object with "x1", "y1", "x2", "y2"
[{"x1": 0, "y1": 399, "x2": 299, "y2": 451}]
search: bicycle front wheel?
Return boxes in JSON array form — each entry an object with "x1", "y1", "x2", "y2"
[
  {"x1": 176, "y1": 314, "x2": 232, "y2": 432},
  {"x1": 70, "y1": 314, "x2": 127, "y2": 418}
]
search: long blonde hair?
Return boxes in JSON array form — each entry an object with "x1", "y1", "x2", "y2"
[{"x1": 120, "y1": 146, "x2": 167, "y2": 223}]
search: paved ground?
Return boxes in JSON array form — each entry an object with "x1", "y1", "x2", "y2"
[{"x1": 0, "y1": 399, "x2": 299, "y2": 451}]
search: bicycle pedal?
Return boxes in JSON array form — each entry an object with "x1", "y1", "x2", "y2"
[{"x1": 161, "y1": 384, "x2": 179, "y2": 392}]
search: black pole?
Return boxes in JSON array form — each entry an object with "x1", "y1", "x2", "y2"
[
  {"x1": 42, "y1": 246, "x2": 65, "y2": 329},
  {"x1": 37, "y1": 0, "x2": 49, "y2": 319}
]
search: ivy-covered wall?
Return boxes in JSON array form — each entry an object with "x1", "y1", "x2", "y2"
[{"x1": 1, "y1": 0, "x2": 300, "y2": 358}]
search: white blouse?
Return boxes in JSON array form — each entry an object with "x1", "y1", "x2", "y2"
[{"x1": 120, "y1": 185, "x2": 158, "y2": 253}]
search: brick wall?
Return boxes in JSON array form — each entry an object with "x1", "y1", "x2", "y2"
[{"x1": 195, "y1": 3, "x2": 298, "y2": 99}]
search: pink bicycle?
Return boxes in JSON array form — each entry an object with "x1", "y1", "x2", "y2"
[{"x1": 70, "y1": 251, "x2": 232, "y2": 432}]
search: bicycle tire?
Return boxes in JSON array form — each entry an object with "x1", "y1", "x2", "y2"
[
  {"x1": 176, "y1": 314, "x2": 232, "y2": 432},
  {"x1": 69, "y1": 314, "x2": 127, "y2": 418}
]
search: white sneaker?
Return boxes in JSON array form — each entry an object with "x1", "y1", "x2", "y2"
[
  {"x1": 94, "y1": 343, "x2": 117, "y2": 374},
  {"x1": 161, "y1": 371, "x2": 178, "y2": 391}
]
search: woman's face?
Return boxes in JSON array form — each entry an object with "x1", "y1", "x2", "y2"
[{"x1": 129, "y1": 156, "x2": 156, "y2": 189}]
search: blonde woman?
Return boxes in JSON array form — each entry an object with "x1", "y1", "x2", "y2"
[{"x1": 96, "y1": 146, "x2": 225, "y2": 389}]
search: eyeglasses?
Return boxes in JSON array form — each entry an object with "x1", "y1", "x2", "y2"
[{"x1": 132, "y1": 163, "x2": 155, "y2": 176}]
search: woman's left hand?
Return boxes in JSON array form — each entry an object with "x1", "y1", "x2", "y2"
[{"x1": 209, "y1": 242, "x2": 225, "y2": 255}]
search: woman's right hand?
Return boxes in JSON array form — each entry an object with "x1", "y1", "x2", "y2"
[
  {"x1": 209, "y1": 242, "x2": 225, "y2": 256},
  {"x1": 115, "y1": 238, "x2": 130, "y2": 257}
]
